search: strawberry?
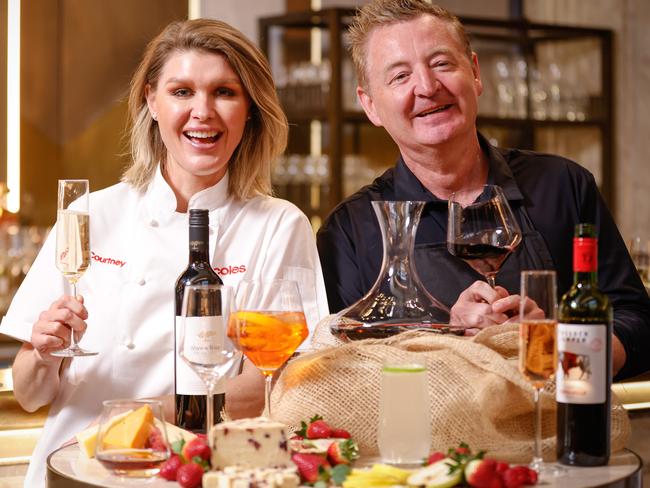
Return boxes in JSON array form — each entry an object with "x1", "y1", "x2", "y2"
[
  {"x1": 465, "y1": 459, "x2": 504, "y2": 488},
  {"x1": 502, "y1": 466, "x2": 538, "y2": 488},
  {"x1": 158, "y1": 454, "x2": 182, "y2": 481},
  {"x1": 296, "y1": 414, "x2": 324, "y2": 438},
  {"x1": 426, "y1": 451, "x2": 446, "y2": 465},
  {"x1": 292, "y1": 452, "x2": 331, "y2": 483},
  {"x1": 176, "y1": 462, "x2": 205, "y2": 488},
  {"x1": 306, "y1": 419, "x2": 333, "y2": 439},
  {"x1": 327, "y1": 439, "x2": 360, "y2": 465},
  {"x1": 330, "y1": 428, "x2": 351, "y2": 439},
  {"x1": 146, "y1": 427, "x2": 167, "y2": 453},
  {"x1": 495, "y1": 461, "x2": 510, "y2": 475},
  {"x1": 182, "y1": 437, "x2": 211, "y2": 463}
]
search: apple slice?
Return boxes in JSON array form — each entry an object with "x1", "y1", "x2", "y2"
[{"x1": 407, "y1": 458, "x2": 462, "y2": 488}]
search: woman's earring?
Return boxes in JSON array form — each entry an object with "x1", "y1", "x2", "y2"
[{"x1": 152, "y1": 112, "x2": 158, "y2": 121}]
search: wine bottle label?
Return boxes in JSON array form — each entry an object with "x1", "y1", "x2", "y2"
[
  {"x1": 573, "y1": 237, "x2": 597, "y2": 272},
  {"x1": 556, "y1": 323, "x2": 607, "y2": 404},
  {"x1": 175, "y1": 316, "x2": 207, "y2": 395}
]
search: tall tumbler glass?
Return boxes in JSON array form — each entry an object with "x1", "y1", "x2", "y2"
[{"x1": 377, "y1": 362, "x2": 431, "y2": 466}]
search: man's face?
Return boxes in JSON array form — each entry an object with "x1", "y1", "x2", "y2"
[{"x1": 358, "y1": 15, "x2": 482, "y2": 155}]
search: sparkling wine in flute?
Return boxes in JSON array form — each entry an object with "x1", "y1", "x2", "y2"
[
  {"x1": 519, "y1": 319, "x2": 557, "y2": 388},
  {"x1": 56, "y1": 210, "x2": 90, "y2": 282},
  {"x1": 519, "y1": 270, "x2": 565, "y2": 477},
  {"x1": 51, "y1": 179, "x2": 97, "y2": 357}
]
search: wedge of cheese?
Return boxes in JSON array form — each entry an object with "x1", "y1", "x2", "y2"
[
  {"x1": 102, "y1": 404, "x2": 154, "y2": 450},
  {"x1": 76, "y1": 410, "x2": 132, "y2": 458},
  {"x1": 76, "y1": 413, "x2": 197, "y2": 458}
]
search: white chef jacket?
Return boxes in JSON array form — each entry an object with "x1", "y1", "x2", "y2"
[{"x1": 0, "y1": 168, "x2": 329, "y2": 487}]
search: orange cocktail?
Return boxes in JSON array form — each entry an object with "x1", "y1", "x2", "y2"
[{"x1": 229, "y1": 311, "x2": 308, "y2": 376}]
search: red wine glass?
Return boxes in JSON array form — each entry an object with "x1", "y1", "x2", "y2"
[{"x1": 447, "y1": 184, "x2": 522, "y2": 288}]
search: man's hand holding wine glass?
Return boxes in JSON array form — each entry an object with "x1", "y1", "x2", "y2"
[{"x1": 450, "y1": 280, "x2": 544, "y2": 334}]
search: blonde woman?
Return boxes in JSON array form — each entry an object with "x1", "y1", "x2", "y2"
[{"x1": 2, "y1": 19, "x2": 328, "y2": 487}]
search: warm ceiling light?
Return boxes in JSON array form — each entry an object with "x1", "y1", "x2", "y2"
[
  {"x1": 188, "y1": 0, "x2": 200, "y2": 19},
  {"x1": 7, "y1": 0, "x2": 20, "y2": 213}
]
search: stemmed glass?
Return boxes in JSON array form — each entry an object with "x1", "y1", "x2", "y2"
[
  {"x1": 229, "y1": 279, "x2": 308, "y2": 418},
  {"x1": 629, "y1": 237, "x2": 650, "y2": 288},
  {"x1": 178, "y1": 283, "x2": 240, "y2": 434},
  {"x1": 447, "y1": 184, "x2": 522, "y2": 288},
  {"x1": 51, "y1": 179, "x2": 97, "y2": 357},
  {"x1": 518, "y1": 270, "x2": 565, "y2": 477}
]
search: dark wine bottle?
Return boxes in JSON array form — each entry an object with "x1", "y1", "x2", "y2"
[
  {"x1": 556, "y1": 223, "x2": 613, "y2": 466},
  {"x1": 174, "y1": 209, "x2": 225, "y2": 432}
]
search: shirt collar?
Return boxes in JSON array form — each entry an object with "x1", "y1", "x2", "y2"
[
  {"x1": 144, "y1": 165, "x2": 231, "y2": 224},
  {"x1": 393, "y1": 132, "x2": 524, "y2": 202}
]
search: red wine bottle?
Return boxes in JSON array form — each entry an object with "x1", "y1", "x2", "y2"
[
  {"x1": 174, "y1": 209, "x2": 225, "y2": 431},
  {"x1": 556, "y1": 223, "x2": 612, "y2": 466}
]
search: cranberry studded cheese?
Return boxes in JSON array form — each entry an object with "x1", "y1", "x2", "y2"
[
  {"x1": 210, "y1": 417, "x2": 292, "y2": 469},
  {"x1": 203, "y1": 466, "x2": 300, "y2": 488}
]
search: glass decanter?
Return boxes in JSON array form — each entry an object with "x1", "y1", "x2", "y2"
[{"x1": 330, "y1": 200, "x2": 450, "y2": 341}]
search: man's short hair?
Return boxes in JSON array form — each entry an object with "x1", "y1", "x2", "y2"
[{"x1": 347, "y1": 0, "x2": 472, "y2": 90}]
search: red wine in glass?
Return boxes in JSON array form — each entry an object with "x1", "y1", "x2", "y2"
[{"x1": 447, "y1": 185, "x2": 522, "y2": 287}]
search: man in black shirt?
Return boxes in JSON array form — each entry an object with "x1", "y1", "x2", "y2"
[{"x1": 316, "y1": 0, "x2": 650, "y2": 380}]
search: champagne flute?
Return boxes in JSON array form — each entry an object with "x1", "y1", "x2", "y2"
[
  {"x1": 229, "y1": 279, "x2": 308, "y2": 418},
  {"x1": 51, "y1": 179, "x2": 97, "y2": 357},
  {"x1": 178, "y1": 283, "x2": 240, "y2": 434},
  {"x1": 447, "y1": 184, "x2": 522, "y2": 288},
  {"x1": 519, "y1": 270, "x2": 565, "y2": 477}
]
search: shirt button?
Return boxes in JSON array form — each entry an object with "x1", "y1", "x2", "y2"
[
  {"x1": 138, "y1": 278, "x2": 146, "y2": 286},
  {"x1": 125, "y1": 342, "x2": 135, "y2": 350},
  {"x1": 149, "y1": 219, "x2": 159, "y2": 227}
]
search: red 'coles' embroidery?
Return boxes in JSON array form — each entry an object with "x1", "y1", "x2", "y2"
[
  {"x1": 91, "y1": 251, "x2": 126, "y2": 268},
  {"x1": 215, "y1": 265, "x2": 246, "y2": 276}
]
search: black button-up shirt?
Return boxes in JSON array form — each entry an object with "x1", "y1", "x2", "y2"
[{"x1": 317, "y1": 135, "x2": 650, "y2": 380}]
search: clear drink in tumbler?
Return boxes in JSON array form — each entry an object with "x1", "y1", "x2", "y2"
[{"x1": 377, "y1": 362, "x2": 431, "y2": 466}]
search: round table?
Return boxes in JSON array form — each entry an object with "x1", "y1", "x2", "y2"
[{"x1": 47, "y1": 443, "x2": 643, "y2": 488}]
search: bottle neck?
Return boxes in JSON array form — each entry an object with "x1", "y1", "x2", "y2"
[
  {"x1": 573, "y1": 236, "x2": 597, "y2": 286},
  {"x1": 573, "y1": 270, "x2": 597, "y2": 286},
  {"x1": 189, "y1": 225, "x2": 210, "y2": 264}
]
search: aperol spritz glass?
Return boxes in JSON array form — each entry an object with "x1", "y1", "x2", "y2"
[{"x1": 229, "y1": 279, "x2": 308, "y2": 418}]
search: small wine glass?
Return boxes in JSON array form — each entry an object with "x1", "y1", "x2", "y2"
[
  {"x1": 51, "y1": 179, "x2": 97, "y2": 357},
  {"x1": 179, "y1": 283, "x2": 240, "y2": 434},
  {"x1": 229, "y1": 279, "x2": 308, "y2": 418},
  {"x1": 629, "y1": 237, "x2": 650, "y2": 288},
  {"x1": 447, "y1": 184, "x2": 522, "y2": 288},
  {"x1": 519, "y1": 270, "x2": 566, "y2": 477},
  {"x1": 95, "y1": 399, "x2": 170, "y2": 478}
]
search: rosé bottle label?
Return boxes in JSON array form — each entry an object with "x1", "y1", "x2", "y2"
[{"x1": 556, "y1": 323, "x2": 607, "y2": 404}]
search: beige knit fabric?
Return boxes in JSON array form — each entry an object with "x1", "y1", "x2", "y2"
[{"x1": 271, "y1": 320, "x2": 630, "y2": 463}]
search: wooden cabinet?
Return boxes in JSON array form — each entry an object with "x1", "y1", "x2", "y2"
[{"x1": 259, "y1": 9, "x2": 614, "y2": 225}]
